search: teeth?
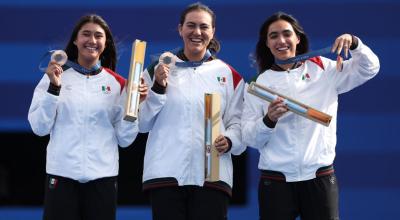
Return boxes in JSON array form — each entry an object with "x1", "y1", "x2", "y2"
[
  {"x1": 191, "y1": 38, "x2": 202, "y2": 43},
  {"x1": 85, "y1": 46, "x2": 97, "y2": 50},
  {"x1": 277, "y1": 47, "x2": 289, "y2": 51}
]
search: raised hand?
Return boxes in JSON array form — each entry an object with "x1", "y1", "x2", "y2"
[
  {"x1": 154, "y1": 63, "x2": 169, "y2": 87},
  {"x1": 331, "y1": 33, "x2": 353, "y2": 59},
  {"x1": 45, "y1": 61, "x2": 63, "y2": 86}
]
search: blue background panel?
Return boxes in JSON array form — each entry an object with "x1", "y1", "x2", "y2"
[{"x1": 0, "y1": 0, "x2": 399, "y2": 219}]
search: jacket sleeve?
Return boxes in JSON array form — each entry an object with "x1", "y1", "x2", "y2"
[
  {"x1": 241, "y1": 82, "x2": 274, "y2": 150},
  {"x1": 112, "y1": 84, "x2": 139, "y2": 148},
  {"x1": 138, "y1": 67, "x2": 167, "y2": 132},
  {"x1": 223, "y1": 78, "x2": 246, "y2": 155},
  {"x1": 331, "y1": 38, "x2": 380, "y2": 94},
  {"x1": 28, "y1": 75, "x2": 58, "y2": 136}
]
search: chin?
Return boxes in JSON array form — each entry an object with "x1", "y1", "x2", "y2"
[
  {"x1": 188, "y1": 48, "x2": 204, "y2": 55},
  {"x1": 276, "y1": 52, "x2": 295, "y2": 60}
]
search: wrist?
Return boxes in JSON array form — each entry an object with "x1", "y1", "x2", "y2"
[
  {"x1": 263, "y1": 114, "x2": 277, "y2": 128},
  {"x1": 151, "y1": 80, "x2": 167, "y2": 94},
  {"x1": 47, "y1": 82, "x2": 61, "y2": 96},
  {"x1": 350, "y1": 35, "x2": 359, "y2": 50},
  {"x1": 224, "y1": 136, "x2": 232, "y2": 153}
]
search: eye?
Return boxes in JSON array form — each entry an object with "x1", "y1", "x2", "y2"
[
  {"x1": 200, "y1": 24, "x2": 210, "y2": 30},
  {"x1": 95, "y1": 33, "x2": 104, "y2": 39},
  {"x1": 186, "y1": 23, "x2": 196, "y2": 29},
  {"x1": 268, "y1": 33, "x2": 277, "y2": 39},
  {"x1": 283, "y1": 32, "x2": 293, "y2": 38},
  {"x1": 282, "y1": 30, "x2": 294, "y2": 38}
]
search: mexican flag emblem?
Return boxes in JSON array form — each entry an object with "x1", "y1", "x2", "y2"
[
  {"x1": 217, "y1": 76, "x2": 226, "y2": 85},
  {"x1": 102, "y1": 85, "x2": 111, "y2": 94},
  {"x1": 302, "y1": 73, "x2": 311, "y2": 81}
]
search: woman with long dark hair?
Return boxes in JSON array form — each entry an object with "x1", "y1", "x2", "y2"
[
  {"x1": 28, "y1": 14, "x2": 147, "y2": 220},
  {"x1": 242, "y1": 12, "x2": 380, "y2": 220}
]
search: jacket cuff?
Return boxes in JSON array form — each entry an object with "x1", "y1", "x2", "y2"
[
  {"x1": 151, "y1": 80, "x2": 167, "y2": 94},
  {"x1": 224, "y1": 136, "x2": 232, "y2": 153},
  {"x1": 263, "y1": 115, "x2": 277, "y2": 128},
  {"x1": 47, "y1": 82, "x2": 61, "y2": 96},
  {"x1": 350, "y1": 35, "x2": 359, "y2": 50}
]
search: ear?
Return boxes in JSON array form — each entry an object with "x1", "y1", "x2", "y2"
[
  {"x1": 73, "y1": 40, "x2": 77, "y2": 46},
  {"x1": 178, "y1": 24, "x2": 183, "y2": 37},
  {"x1": 296, "y1": 34, "x2": 300, "y2": 45}
]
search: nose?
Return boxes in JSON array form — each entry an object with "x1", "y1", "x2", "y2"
[
  {"x1": 277, "y1": 35, "x2": 285, "y2": 43},
  {"x1": 277, "y1": 34, "x2": 286, "y2": 43},
  {"x1": 193, "y1": 26, "x2": 201, "y2": 35},
  {"x1": 88, "y1": 34, "x2": 96, "y2": 43}
]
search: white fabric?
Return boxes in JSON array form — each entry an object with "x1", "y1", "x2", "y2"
[
  {"x1": 28, "y1": 67, "x2": 138, "y2": 183},
  {"x1": 242, "y1": 39, "x2": 380, "y2": 182},
  {"x1": 139, "y1": 57, "x2": 245, "y2": 187}
]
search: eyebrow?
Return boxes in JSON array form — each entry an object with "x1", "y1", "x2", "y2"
[
  {"x1": 268, "y1": 29, "x2": 293, "y2": 37},
  {"x1": 185, "y1": 21, "x2": 210, "y2": 26},
  {"x1": 81, "y1": 30, "x2": 104, "y2": 35}
]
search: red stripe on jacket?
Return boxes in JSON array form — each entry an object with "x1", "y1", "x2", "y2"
[
  {"x1": 104, "y1": 67, "x2": 126, "y2": 93},
  {"x1": 308, "y1": 56, "x2": 325, "y2": 70},
  {"x1": 225, "y1": 64, "x2": 242, "y2": 90}
]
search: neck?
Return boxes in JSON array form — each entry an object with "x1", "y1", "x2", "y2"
[
  {"x1": 77, "y1": 57, "x2": 99, "y2": 70},
  {"x1": 272, "y1": 62, "x2": 301, "y2": 72},
  {"x1": 278, "y1": 63, "x2": 295, "y2": 70},
  {"x1": 183, "y1": 49, "x2": 206, "y2": 62}
]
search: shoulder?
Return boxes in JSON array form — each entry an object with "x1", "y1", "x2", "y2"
[
  {"x1": 103, "y1": 67, "x2": 126, "y2": 92},
  {"x1": 306, "y1": 56, "x2": 326, "y2": 70},
  {"x1": 215, "y1": 59, "x2": 243, "y2": 89},
  {"x1": 255, "y1": 69, "x2": 272, "y2": 83}
]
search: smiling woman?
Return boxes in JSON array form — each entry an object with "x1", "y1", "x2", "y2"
[
  {"x1": 178, "y1": 9, "x2": 215, "y2": 61},
  {"x1": 27, "y1": 14, "x2": 148, "y2": 220},
  {"x1": 242, "y1": 11, "x2": 380, "y2": 220},
  {"x1": 64, "y1": 14, "x2": 117, "y2": 73},
  {"x1": 138, "y1": 3, "x2": 246, "y2": 220},
  {"x1": 73, "y1": 23, "x2": 106, "y2": 69}
]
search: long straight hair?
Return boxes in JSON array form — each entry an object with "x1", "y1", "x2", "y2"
[
  {"x1": 255, "y1": 12, "x2": 309, "y2": 73},
  {"x1": 64, "y1": 14, "x2": 117, "y2": 71}
]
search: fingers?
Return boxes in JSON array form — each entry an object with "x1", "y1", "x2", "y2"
[
  {"x1": 138, "y1": 82, "x2": 148, "y2": 93},
  {"x1": 331, "y1": 34, "x2": 352, "y2": 72},
  {"x1": 336, "y1": 55, "x2": 343, "y2": 72},
  {"x1": 46, "y1": 61, "x2": 63, "y2": 75},
  {"x1": 267, "y1": 97, "x2": 288, "y2": 122},
  {"x1": 155, "y1": 63, "x2": 169, "y2": 87},
  {"x1": 331, "y1": 34, "x2": 352, "y2": 58},
  {"x1": 332, "y1": 38, "x2": 346, "y2": 57},
  {"x1": 45, "y1": 61, "x2": 63, "y2": 86},
  {"x1": 138, "y1": 77, "x2": 149, "y2": 103},
  {"x1": 344, "y1": 43, "x2": 349, "y2": 58},
  {"x1": 214, "y1": 135, "x2": 229, "y2": 155}
]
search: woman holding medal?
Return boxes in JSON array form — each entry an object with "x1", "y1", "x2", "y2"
[
  {"x1": 28, "y1": 14, "x2": 148, "y2": 220},
  {"x1": 242, "y1": 12, "x2": 380, "y2": 220},
  {"x1": 139, "y1": 3, "x2": 245, "y2": 220}
]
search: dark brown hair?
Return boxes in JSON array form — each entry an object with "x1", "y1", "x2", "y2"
[
  {"x1": 179, "y1": 2, "x2": 220, "y2": 54},
  {"x1": 65, "y1": 14, "x2": 117, "y2": 71},
  {"x1": 255, "y1": 12, "x2": 309, "y2": 73}
]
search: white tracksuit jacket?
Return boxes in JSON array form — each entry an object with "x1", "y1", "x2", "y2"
[
  {"x1": 242, "y1": 39, "x2": 380, "y2": 182},
  {"x1": 28, "y1": 67, "x2": 138, "y2": 183},
  {"x1": 139, "y1": 56, "x2": 245, "y2": 190}
]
